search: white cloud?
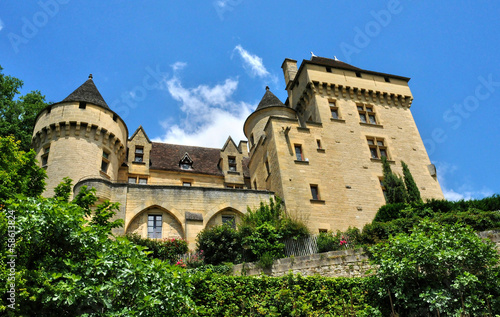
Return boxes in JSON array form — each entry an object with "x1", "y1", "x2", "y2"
[
  {"x1": 435, "y1": 162, "x2": 493, "y2": 201},
  {"x1": 0, "y1": 19, "x2": 4, "y2": 31},
  {"x1": 233, "y1": 45, "x2": 271, "y2": 79},
  {"x1": 154, "y1": 63, "x2": 253, "y2": 148}
]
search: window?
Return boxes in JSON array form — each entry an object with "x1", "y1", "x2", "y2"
[
  {"x1": 41, "y1": 145, "x2": 50, "y2": 167},
  {"x1": 179, "y1": 153, "x2": 193, "y2": 170},
  {"x1": 79, "y1": 101, "x2": 86, "y2": 109},
  {"x1": 330, "y1": 101, "x2": 339, "y2": 119},
  {"x1": 367, "y1": 137, "x2": 388, "y2": 159},
  {"x1": 46, "y1": 106, "x2": 51, "y2": 114},
  {"x1": 148, "y1": 215, "x2": 162, "y2": 239},
  {"x1": 355, "y1": 72, "x2": 362, "y2": 78},
  {"x1": 101, "y1": 150, "x2": 110, "y2": 173},
  {"x1": 183, "y1": 181, "x2": 192, "y2": 187},
  {"x1": 228, "y1": 156, "x2": 237, "y2": 172},
  {"x1": 253, "y1": 180, "x2": 257, "y2": 190},
  {"x1": 357, "y1": 104, "x2": 377, "y2": 125},
  {"x1": 319, "y1": 229, "x2": 328, "y2": 233},
  {"x1": 380, "y1": 178, "x2": 388, "y2": 202},
  {"x1": 226, "y1": 184, "x2": 243, "y2": 189},
  {"x1": 384, "y1": 76, "x2": 391, "y2": 83},
  {"x1": 294, "y1": 144, "x2": 304, "y2": 161},
  {"x1": 113, "y1": 114, "x2": 118, "y2": 122},
  {"x1": 316, "y1": 139, "x2": 322, "y2": 149},
  {"x1": 134, "y1": 146, "x2": 144, "y2": 162},
  {"x1": 128, "y1": 177, "x2": 137, "y2": 184},
  {"x1": 128, "y1": 176, "x2": 147, "y2": 184},
  {"x1": 326, "y1": 67, "x2": 332, "y2": 73},
  {"x1": 139, "y1": 178, "x2": 148, "y2": 184},
  {"x1": 310, "y1": 185, "x2": 320, "y2": 200},
  {"x1": 265, "y1": 160, "x2": 270, "y2": 176},
  {"x1": 222, "y1": 215, "x2": 236, "y2": 228},
  {"x1": 250, "y1": 134, "x2": 255, "y2": 147}
]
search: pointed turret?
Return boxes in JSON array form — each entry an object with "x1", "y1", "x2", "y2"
[
  {"x1": 62, "y1": 74, "x2": 109, "y2": 109},
  {"x1": 255, "y1": 86, "x2": 286, "y2": 111}
]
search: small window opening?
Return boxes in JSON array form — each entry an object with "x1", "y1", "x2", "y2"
[
  {"x1": 79, "y1": 101, "x2": 87, "y2": 109},
  {"x1": 355, "y1": 72, "x2": 362, "y2": 78}
]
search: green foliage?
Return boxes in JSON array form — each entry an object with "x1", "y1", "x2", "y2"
[
  {"x1": 53, "y1": 177, "x2": 72, "y2": 202},
  {"x1": 0, "y1": 136, "x2": 46, "y2": 203},
  {"x1": 187, "y1": 272, "x2": 380, "y2": 316},
  {"x1": 401, "y1": 161, "x2": 422, "y2": 203},
  {"x1": 197, "y1": 197, "x2": 309, "y2": 266},
  {"x1": 381, "y1": 156, "x2": 408, "y2": 204},
  {"x1": 0, "y1": 189, "x2": 193, "y2": 316},
  {"x1": 373, "y1": 202, "x2": 408, "y2": 222},
  {"x1": 0, "y1": 66, "x2": 48, "y2": 151},
  {"x1": 196, "y1": 223, "x2": 243, "y2": 265},
  {"x1": 186, "y1": 263, "x2": 233, "y2": 275},
  {"x1": 317, "y1": 227, "x2": 362, "y2": 253},
  {"x1": 370, "y1": 221, "x2": 500, "y2": 316},
  {"x1": 126, "y1": 233, "x2": 189, "y2": 264}
]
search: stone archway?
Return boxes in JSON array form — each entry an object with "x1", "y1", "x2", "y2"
[
  {"x1": 125, "y1": 206, "x2": 184, "y2": 239},
  {"x1": 205, "y1": 207, "x2": 244, "y2": 229}
]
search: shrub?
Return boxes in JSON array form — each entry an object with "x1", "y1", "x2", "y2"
[
  {"x1": 241, "y1": 222, "x2": 284, "y2": 263},
  {"x1": 196, "y1": 223, "x2": 242, "y2": 265},
  {"x1": 317, "y1": 227, "x2": 362, "y2": 253},
  {"x1": 126, "y1": 234, "x2": 188, "y2": 264}
]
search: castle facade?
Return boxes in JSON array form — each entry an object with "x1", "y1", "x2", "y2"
[{"x1": 32, "y1": 56, "x2": 443, "y2": 248}]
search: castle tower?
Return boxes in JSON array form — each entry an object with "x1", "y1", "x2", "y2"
[
  {"x1": 32, "y1": 75, "x2": 128, "y2": 197},
  {"x1": 246, "y1": 56, "x2": 443, "y2": 233}
]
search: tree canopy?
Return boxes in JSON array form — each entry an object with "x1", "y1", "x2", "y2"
[{"x1": 0, "y1": 66, "x2": 48, "y2": 151}]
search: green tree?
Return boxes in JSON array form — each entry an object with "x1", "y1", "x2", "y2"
[
  {"x1": 381, "y1": 156, "x2": 407, "y2": 204},
  {"x1": 401, "y1": 161, "x2": 421, "y2": 203},
  {"x1": 370, "y1": 220, "x2": 500, "y2": 316},
  {"x1": 196, "y1": 224, "x2": 242, "y2": 265},
  {"x1": 0, "y1": 136, "x2": 46, "y2": 203},
  {"x1": 0, "y1": 185, "x2": 194, "y2": 316},
  {"x1": 0, "y1": 66, "x2": 48, "y2": 151}
]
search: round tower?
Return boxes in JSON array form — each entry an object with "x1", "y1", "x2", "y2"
[
  {"x1": 31, "y1": 75, "x2": 128, "y2": 197},
  {"x1": 243, "y1": 86, "x2": 296, "y2": 149}
]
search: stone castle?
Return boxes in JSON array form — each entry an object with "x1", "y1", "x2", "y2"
[{"x1": 32, "y1": 55, "x2": 443, "y2": 248}]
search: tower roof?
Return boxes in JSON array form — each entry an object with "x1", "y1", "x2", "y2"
[
  {"x1": 255, "y1": 86, "x2": 285, "y2": 111},
  {"x1": 62, "y1": 74, "x2": 109, "y2": 109}
]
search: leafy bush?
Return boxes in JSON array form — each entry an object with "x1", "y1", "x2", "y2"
[
  {"x1": 186, "y1": 263, "x2": 233, "y2": 275},
  {"x1": 196, "y1": 223, "x2": 242, "y2": 265},
  {"x1": 126, "y1": 233, "x2": 188, "y2": 264},
  {"x1": 187, "y1": 273, "x2": 380, "y2": 316},
  {"x1": 317, "y1": 227, "x2": 362, "y2": 253},
  {"x1": 0, "y1": 190, "x2": 193, "y2": 316},
  {"x1": 370, "y1": 220, "x2": 500, "y2": 316},
  {"x1": 241, "y1": 222, "x2": 284, "y2": 264}
]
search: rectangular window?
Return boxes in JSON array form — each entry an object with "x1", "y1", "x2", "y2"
[
  {"x1": 355, "y1": 72, "x2": 362, "y2": 78},
  {"x1": 128, "y1": 177, "x2": 137, "y2": 184},
  {"x1": 79, "y1": 101, "x2": 86, "y2": 109},
  {"x1": 380, "y1": 178, "x2": 388, "y2": 202},
  {"x1": 329, "y1": 102, "x2": 339, "y2": 119},
  {"x1": 310, "y1": 185, "x2": 320, "y2": 200},
  {"x1": 253, "y1": 180, "x2": 257, "y2": 190},
  {"x1": 367, "y1": 137, "x2": 388, "y2": 159},
  {"x1": 41, "y1": 145, "x2": 50, "y2": 166},
  {"x1": 358, "y1": 104, "x2": 378, "y2": 125},
  {"x1": 147, "y1": 215, "x2": 162, "y2": 239},
  {"x1": 384, "y1": 76, "x2": 391, "y2": 83},
  {"x1": 294, "y1": 144, "x2": 303, "y2": 161},
  {"x1": 265, "y1": 160, "x2": 270, "y2": 176},
  {"x1": 139, "y1": 178, "x2": 148, "y2": 184},
  {"x1": 101, "y1": 150, "x2": 110, "y2": 173},
  {"x1": 134, "y1": 146, "x2": 144, "y2": 162},
  {"x1": 228, "y1": 156, "x2": 237, "y2": 172},
  {"x1": 326, "y1": 67, "x2": 332, "y2": 73},
  {"x1": 183, "y1": 181, "x2": 192, "y2": 187},
  {"x1": 222, "y1": 215, "x2": 236, "y2": 228},
  {"x1": 316, "y1": 139, "x2": 322, "y2": 149}
]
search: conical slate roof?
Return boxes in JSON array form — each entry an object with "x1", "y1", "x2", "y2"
[
  {"x1": 62, "y1": 74, "x2": 109, "y2": 109},
  {"x1": 256, "y1": 86, "x2": 285, "y2": 111}
]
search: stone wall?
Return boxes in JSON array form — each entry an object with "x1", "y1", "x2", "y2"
[
  {"x1": 232, "y1": 231, "x2": 500, "y2": 278},
  {"x1": 232, "y1": 248, "x2": 372, "y2": 278}
]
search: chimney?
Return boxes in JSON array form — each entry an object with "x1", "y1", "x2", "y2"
[{"x1": 281, "y1": 58, "x2": 298, "y2": 90}]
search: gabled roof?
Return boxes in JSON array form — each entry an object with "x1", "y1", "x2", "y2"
[
  {"x1": 62, "y1": 74, "x2": 109, "y2": 109},
  {"x1": 150, "y1": 143, "x2": 224, "y2": 176},
  {"x1": 221, "y1": 136, "x2": 240, "y2": 153},
  {"x1": 129, "y1": 126, "x2": 152, "y2": 143},
  {"x1": 256, "y1": 86, "x2": 286, "y2": 111}
]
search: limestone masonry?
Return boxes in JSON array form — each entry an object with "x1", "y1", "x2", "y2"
[{"x1": 32, "y1": 56, "x2": 443, "y2": 248}]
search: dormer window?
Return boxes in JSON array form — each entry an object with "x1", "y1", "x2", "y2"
[
  {"x1": 228, "y1": 156, "x2": 237, "y2": 172},
  {"x1": 134, "y1": 146, "x2": 144, "y2": 162},
  {"x1": 179, "y1": 153, "x2": 193, "y2": 170}
]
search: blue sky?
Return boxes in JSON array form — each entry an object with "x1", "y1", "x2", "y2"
[{"x1": 1, "y1": 1, "x2": 499, "y2": 200}]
